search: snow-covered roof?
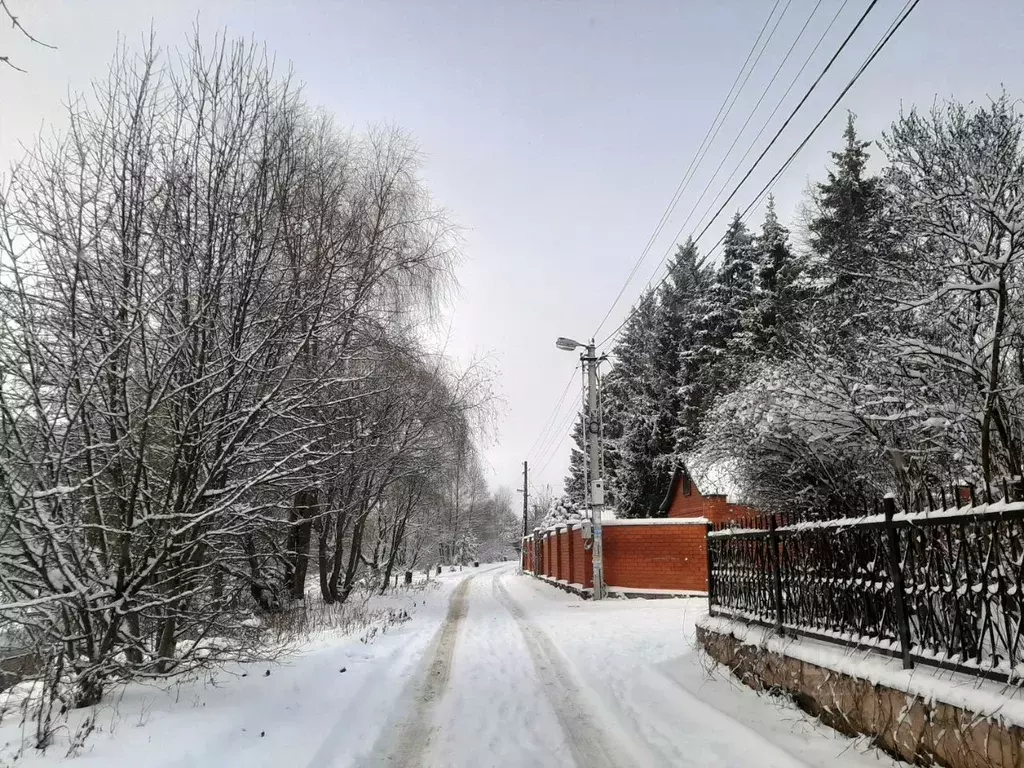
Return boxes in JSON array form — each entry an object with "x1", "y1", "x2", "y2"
[{"x1": 685, "y1": 458, "x2": 742, "y2": 504}]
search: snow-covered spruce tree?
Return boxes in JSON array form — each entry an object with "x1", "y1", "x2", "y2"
[
  {"x1": 563, "y1": 415, "x2": 588, "y2": 509},
  {"x1": 539, "y1": 496, "x2": 583, "y2": 528},
  {"x1": 601, "y1": 291, "x2": 654, "y2": 516},
  {"x1": 805, "y1": 113, "x2": 899, "y2": 357},
  {"x1": 745, "y1": 196, "x2": 804, "y2": 360},
  {"x1": 651, "y1": 240, "x2": 707, "y2": 477},
  {"x1": 677, "y1": 215, "x2": 754, "y2": 452},
  {"x1": 599, "y1": 242, "x2": 713, "y2": 518}
]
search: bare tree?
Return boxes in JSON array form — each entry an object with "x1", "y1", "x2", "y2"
[
  {"x1": 0, "y1": 29, "x2": 469, "y2": 727},
  {"x1": 1, "y1": 0, "x2": 54, "y2": 72}
]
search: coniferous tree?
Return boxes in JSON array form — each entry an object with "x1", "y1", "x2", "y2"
[
  {"x1": 807, "y1": 113, "x2": 894, "y2": 353},
  {"x1": 601, "y1": 291, "x2": 662, "y2": 517},
  {"x1": 679, "y1": 214, "x2": 755, "y2": 441},
  {"x1": 564, "y1": 416, "x2": 588, "y2": 508},
  {"x1": 747, "y1": 196, "x2": 803, "y2": 359}
]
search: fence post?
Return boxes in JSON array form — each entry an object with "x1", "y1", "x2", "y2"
[
  {"x1": 705, "y1": 521, "x2": 715, "y2": 605},
  {"x1": 768, "y1": 514, "x2": 784, "y2": 635},
  {"x1": 883, "y1": 497, "x2": 914, "y2": 670}
]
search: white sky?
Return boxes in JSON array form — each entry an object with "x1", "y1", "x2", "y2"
[{"x1": 3, "y1": 0, "x2": 1023, "y2": 498}]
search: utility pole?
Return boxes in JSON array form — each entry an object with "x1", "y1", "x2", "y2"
[
  {"x1": 583, "y1": 339, "x2": 606, "y2": 600},
  {"x1": 555, "y1": 335, "x2": 606, "y2": 599},
  {"x1": 521, "y1": 461, "x2": 529, "y2": 538}
]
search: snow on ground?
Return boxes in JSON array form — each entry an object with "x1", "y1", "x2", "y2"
[
  {"x1": 0, "y1": 565, "x2": 486, "y2": 768},
  {"x1": 501, "y1": 572, "x2": 898, "y2": 768},
  {"x1": 0, "y1": 562, "x2": 899, "y2": 767}
]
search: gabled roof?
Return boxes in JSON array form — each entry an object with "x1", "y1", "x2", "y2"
[{"x1": 657, "y1": 466, "x2": 683, "y2": 515}]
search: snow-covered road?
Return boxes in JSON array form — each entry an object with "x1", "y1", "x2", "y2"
[
  {"x1": 0, "y1": 563, "x2": 897, "y2": 767},
  {"x1": 364, "y1": 564, "x2": 896, "y2": 768}
]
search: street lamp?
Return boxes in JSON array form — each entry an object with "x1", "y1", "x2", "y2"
[
  {"x1": 555, "y1": 336, "x2": 606, "y2": 600},
  {"x1": 555, "y1": 337, "x2": 582, "y2": 352}
]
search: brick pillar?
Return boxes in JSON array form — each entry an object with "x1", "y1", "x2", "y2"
[
  {"x1": 557, "y1": 532, "x2": 565, "y2": 581},
  {"x1": 567, "y1": 527, "x2": 575, "y2": 584}
]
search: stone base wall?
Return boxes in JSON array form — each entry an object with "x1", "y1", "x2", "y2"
[{"x1": 698, "y1": 624, "x2": 1024, "y2": 768}]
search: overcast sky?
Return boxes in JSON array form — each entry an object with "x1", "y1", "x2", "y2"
[{"x1": 3, "y1": 0, "x2": 1023, "y2": 498}]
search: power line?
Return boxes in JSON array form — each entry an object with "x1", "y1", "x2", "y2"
[
  {"x1": 597, "y1": 0, "x2": 908, "y2": 349},
  {"x1": 687, "y1": 0, "x2": 851, "y2": 244},
  {"x1": 537, "y1": 363, "x2": 589, "y2": 477},
  {"x1": 533, "y1": 365, "x2": 586, "y2": 468},
  {"x1": 634, "y1": 0, "x2": 850, "y2": 297},
  {"x1": 708, "y1": 0, "x2": 921, "y2": 253},
  {"x1": 590, "y1": 0, "x2": 786, "y2": 340},
  {"x1": 662, "y1": 0, "x2": 831, "y2": 260},
  {"x1": 682, "y1": 0, "x2": 882, "y2": 257},
  {"x1": 533, "y1": 387, "x2": 584, "y2": 477},
  {"x1": 525, "y1": 365, "x2": 578, "y2": 460}
]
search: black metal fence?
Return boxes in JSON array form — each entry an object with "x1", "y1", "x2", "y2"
[{"x1": 707, "y1": 490, "x2": 1024, "y2": 683}]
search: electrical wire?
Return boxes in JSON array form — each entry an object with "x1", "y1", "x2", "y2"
[
  {"x1": 700, "y1": 0, "x2": 920, "y2": 259},
  {"x1": 590, "y1": 0, "x2": 786, "y2": 340},
  {"x1": 533, "y1": 391, "x2": 584, "y2": 477},
  {"x1": 532, "y1": 366, "x2": 586, "y2": 469},
  {"x1": 664, "y1": 0, "x2": 831, "y2": 260},
  {"x1": 525, "y1": 365, "x2": 579, "y2": 460},
  {"x1": 681, "y1": 0, "x2": 882, "y2": 258},
  {"x1": 595, "y1": 0, "x2": 916, "y2": 350},
  {"x1": 633, "y1": 0, "x2": 850, "y2": 296}
]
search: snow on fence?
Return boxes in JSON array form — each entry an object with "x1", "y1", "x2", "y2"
[{"x1": 708, "y1": 483, "x2": 1024, "y2": 684}]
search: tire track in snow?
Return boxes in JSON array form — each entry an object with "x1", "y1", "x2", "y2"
[
  {"x1": 493, "y1": 574, "x2": 655, "y2": 768},
  {"x1": 364, "y1": 575, "x2": 473, "y2": 767}
]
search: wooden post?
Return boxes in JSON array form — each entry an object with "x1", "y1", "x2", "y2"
[
  {"x1": 883, "y1": 497, "x2": 914, "y2": 670},
  {"x1": 768, "y1": 515, "x2": 784, "y2": 635}
]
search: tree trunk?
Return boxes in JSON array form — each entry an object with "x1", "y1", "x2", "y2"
[
  {"x1": 288, "y1": 489, "x2": 318, "y2": 601},
  {"x1": 318, "y1": 516, "x2": 333, "y2": 603},
  {"x1": 338, "y1": 514, "x2": 369, "y2": 604},
  {"x1": 155, "y1": 613, "x2": 177, "y2": 675},
  {"x1": 327, "y1": 509, "x2": 349, "y2": 602},
  {"x1": 245, "y1": 535, "x2": 275, "y2": 611},
  {"x1": 379, "y1": 517, "x2": 407, "y2": 596}
]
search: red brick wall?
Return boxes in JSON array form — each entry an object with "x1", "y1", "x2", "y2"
[
  {"x1": 668, "y1": 487, "x2": 731, "y2": 523},
  {"x1": 558, "y1": 528, "x2": 571, "y2": 581},
  {"x1": 602, "y1": 524, "x2": 708, "y2": 591},
  {"x1": 667, "y1": 485, "x2": 756, "y2": 525},
  {"x1": 527, "y1": 522, "x2": 708, "y2": 593},
  {"x1": 571, "y1": 528, "x2": 591, "y2": 587}
]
